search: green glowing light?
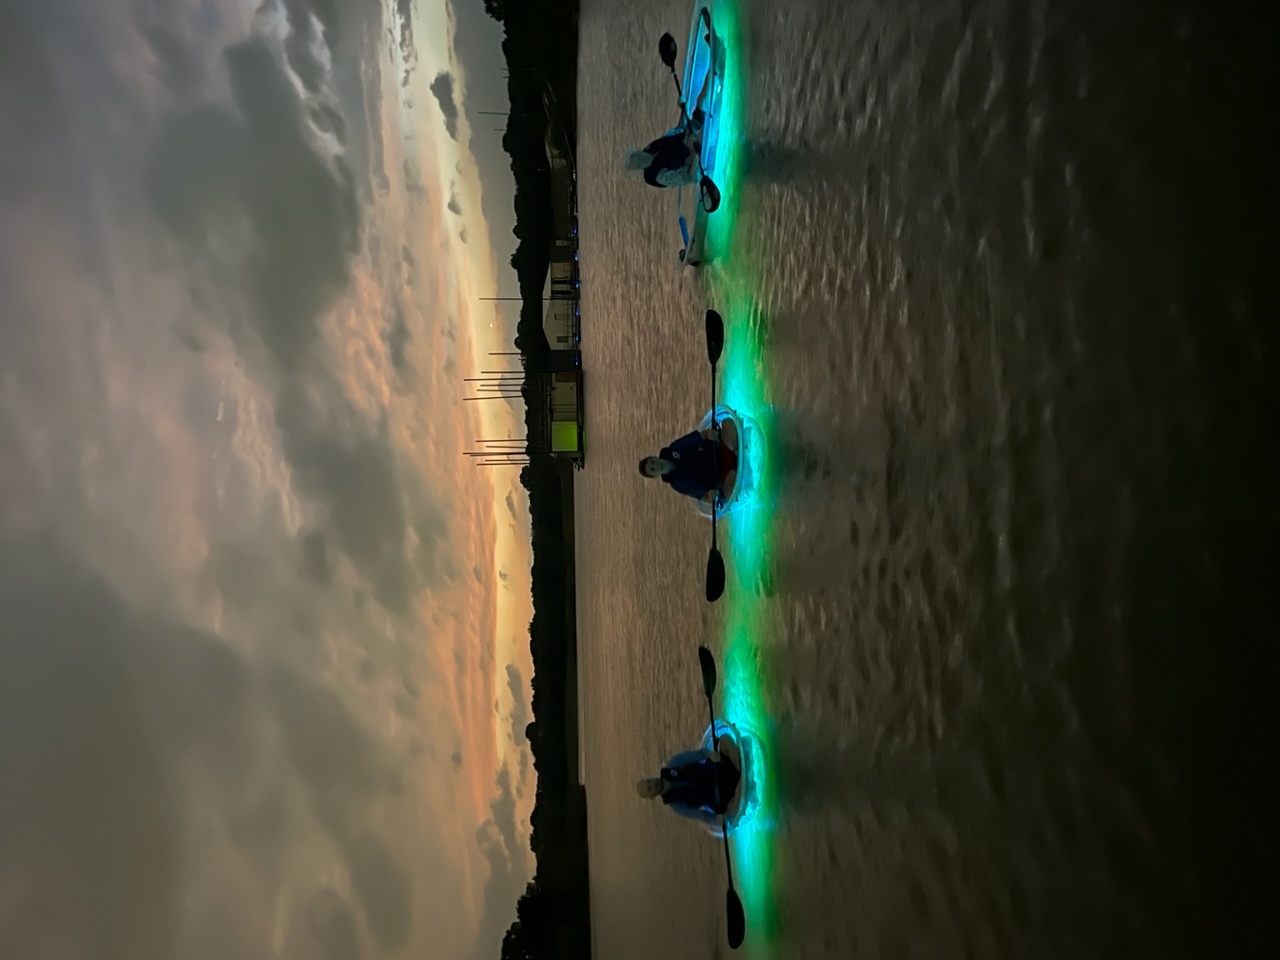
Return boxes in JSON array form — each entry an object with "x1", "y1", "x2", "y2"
[
  {"x1": 717, "y1": 292, "x2": 780, "y2": 953},
  {"x1": 704, "y1": 0, "x2": 746, "y2": 267},
  {"x1": 702, "y1": 3, "x2": 782, "y2": 952}
]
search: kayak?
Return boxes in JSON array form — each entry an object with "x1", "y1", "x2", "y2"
[
  {"x1": 676, "y1": 5, "x2": 726, "y2": 267},
  {"x1": 697, "y1": 719, "x2": 764, "y2": 838},
  {"x1": 693, "y1": 404, "x2": 759, "y2": 520}
]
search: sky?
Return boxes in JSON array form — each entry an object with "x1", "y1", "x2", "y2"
[{"x1": 0, "y1": 1, "x2": 535, "y2": 959}]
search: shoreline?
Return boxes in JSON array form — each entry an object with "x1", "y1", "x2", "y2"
[{"x1": 485, "y1": 1, "x2": 590, "y2": 958}]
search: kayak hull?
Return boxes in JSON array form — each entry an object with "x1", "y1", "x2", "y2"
[
  {"x1": 677, "y1": 5, "x2": 725, "y2": 267},
  {"x1": 698, "y1": 720, "x2": 764, "y2": 838},
  {"x1": 693, "y1": 404, "x2": 759, "y2": 520}
]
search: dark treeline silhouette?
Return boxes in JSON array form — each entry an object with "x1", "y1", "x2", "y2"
[
  {"x1": 502, "y1": 463, "x2": 588, "y2": 960},
  {"x1": 484, "y1": 0, "x2": 578, "y2": 368},
  {"x1": 485, "y1": 2, "x2": 590, "y2": 959}
]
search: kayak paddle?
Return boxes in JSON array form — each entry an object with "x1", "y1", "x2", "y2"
[
  {"x1": 697, "y1": 645, "x2": 747, "y2": 949},
  {"x1": 658, "y1": 33, "x2": 687, "y2": 117},
  {"x1": 705, "y1": 309, "x2": 726, "y2": 603},
  {"x1": 706, "y1": 307, "x2": 725, "y2": 363},
  {"x1": 707, "y1": 502, "x2": 725, "y2": 602},
  {"x1": 700, "y1": 175, "x2": 722, "y2": 213}
]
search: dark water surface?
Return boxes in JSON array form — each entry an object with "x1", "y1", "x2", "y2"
[{"x1": 574, "y1": 1, "x2": 1274, "y2": 957}]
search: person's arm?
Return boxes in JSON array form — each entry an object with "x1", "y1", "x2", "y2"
[
  {"x1": 668, "y1": 801, "x2": 722, "y2": 828},
  {"x1": 672, "y1": 430, "x2": 704, "y2": 450},
  {"x1": 693, "y1": 436, "x2": 725, "y2": 506},
  {"x1": 665, "y1": 747, "x2": 722, "y2": 768},
  {"x1": 666, "y1": 749, "x2": 702, "y2": 767}
]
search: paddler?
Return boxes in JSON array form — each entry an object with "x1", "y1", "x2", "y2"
[
  {"x1": 623, "y1": 54, "x2": 715, "y2": 188},
  {"x1": 635, "y1": 735, "x2": 740, "y2": 827},
  {"x1": 638, "y1": 418, "x2": 737, "y2": 506}
]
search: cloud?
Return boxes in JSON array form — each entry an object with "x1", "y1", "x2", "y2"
[
  {"x1": 402, "y1": 158, "x2": 425, "y2": 198},
  {"x1": 145, "y1": 36, "x2": 360, "y2": 367},
  {"x1": 394, "y1": 0, "x2": 416, "y2": 86},
  {"x1": 310, "y1": 102, "x2": 349, "y2": 143},
  {"x1": 142, "y1": 24, "x2": 203, "y2": 97},
  {"x1": 1, "y1": 2, "x2": 485, "y2": 957},
  {"x1": 505, "y1": 664, "x2": 528, "y2": 745},
  {"x1": 469, "y1": 769, "x2": 525, "y2": 960},
  {"x1": 444, "y1": 0, "x2": 517, "y2": 283},
  {"x1": 430, "y1": 71, "x2": 459, "y2": 140},
  {"x1": 283, "y1": 14, "x2": 327, "y2": 94},
  {"x1": 282, "y1": 0, "x2": 342, "y2": 43},
  {"x1": 265, "y1": 665, "x2": 382, "y2": 793},
  {"x1": 304, "y1": 889, "x2": 362, "y2": 960},
  {"x1": 143, "y1": 31, "x2": 445, "y2": 617},
  {"x1": 300, "y1": 530, "x2": 335, "y2": 585},
  {"x1": 0, "y1": 533, "x2": 246, "y2": 960},
  {"x1": 384, "y1": 303, "x2": 412, "y2": 375},
  {"x1": 265, "y1": 666, "x2": 413, "y2": 948},
  {"x1": 275, "y1": 386, "x2": 446, "y2": 615}
]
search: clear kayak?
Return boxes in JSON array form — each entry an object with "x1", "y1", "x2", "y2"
[
  {"x1": 676, "y1": 5, "x2": 726, "y2": 267},
  {"x1": 697, "y1": 720, "x2": 764, "y2": 838},
  {"x1": 693, "y1": 404, "x2": 760, "y2": 520}
]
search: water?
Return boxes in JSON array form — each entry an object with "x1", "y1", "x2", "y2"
[{"x1": 574, "y1": 1, "x2": 1273, "y2": 957}]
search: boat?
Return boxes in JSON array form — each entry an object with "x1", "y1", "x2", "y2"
[
  {"x1": 676, "y1": 5, "x2": 726, "y2": 266},
  {"x1": 693, "y1": 404, "x2": 759, "y2": 520},
  {"x1": 697, "y1": 719, "x2": 764, "y2": 838}
]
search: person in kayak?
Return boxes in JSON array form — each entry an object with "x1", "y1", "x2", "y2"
[
  {"x1": 638, "y1": 419, "x2": 738, "y2": 505},
  {"x1": 635, "y1": 735, "x2": 740, "y2": 828},
  {"x1": 624, "y1": 59, "x2": 715, "y2": 188}
]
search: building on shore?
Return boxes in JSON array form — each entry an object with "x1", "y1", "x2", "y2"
[
  {"x1": 469, "y1": 106, "x2": 583, "y2": 469},
  {"x1": 529, "y1": 113, "x2": 583, "y2": 467}
]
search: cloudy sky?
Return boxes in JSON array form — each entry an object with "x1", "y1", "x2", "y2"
[{"x1": 0, "y1": 2, "x2": 535, "y2": 959}]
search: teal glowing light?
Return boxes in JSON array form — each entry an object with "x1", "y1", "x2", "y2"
[
  {"x1": 707, "y1": 5, "x2": 780, "y2": 944},
  {"x1": 693, "y1": 405, "x2": 763, "y2": 521},
  {"x1": 697, "y1": 721, "x2": 766, "y2": 836},
  {"x1": 715, "y1": 293, "x2": 780, "y2": 953},
  {"x1": 697, "y1": 1, "x2": 780, "y2": 951},
  {"x1": 703, "y1": 0, "x2": 746, "y2": 266}
]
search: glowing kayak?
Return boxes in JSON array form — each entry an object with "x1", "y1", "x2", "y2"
[
  {"x1": 693, "y1": 404, "x2": 759, "y2": 520},
  {"x1": 697, "y1": 720, "x2": 764, "y2": 838},
  {"x1": 676, "y1": 5, "x2": 726, "y2": 267}
]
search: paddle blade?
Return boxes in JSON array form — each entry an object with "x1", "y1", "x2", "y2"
[
  {"x1": 700, "y1": 175, "x2": 722, "y2": 213},
  {"x1": 697, "y1": 645, "x2": 717, "y2": 697},
  {"x1": 705, "y1": 309, "x2": 725, "y2": 366},
  {"x1": 658, "y1": 33, "x2": 678, "y2": 69},
  {"x1": 725, "y1": 890, "x2": 746, "y2": 949},
  {"x1": 705, "y1": 547, "x2": 726, "y2": 603}
]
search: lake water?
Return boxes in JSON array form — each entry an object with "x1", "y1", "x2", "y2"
[{"x1": 573, "y1": 0, "x2": 1273, "y2": 957}]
